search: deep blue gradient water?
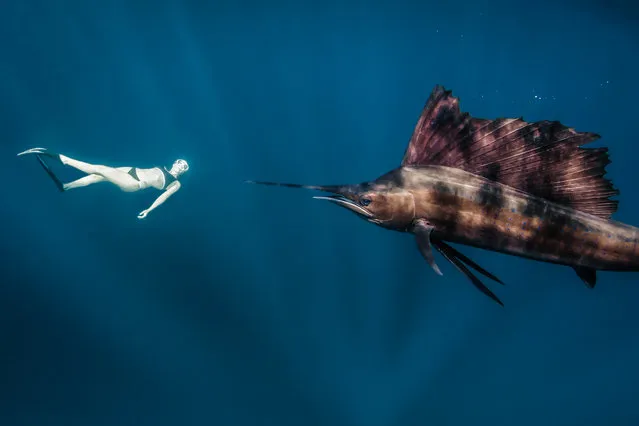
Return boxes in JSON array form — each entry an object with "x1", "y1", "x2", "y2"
[{"x1": 2, "y1": 1, "x2": 639, "y2": 425}]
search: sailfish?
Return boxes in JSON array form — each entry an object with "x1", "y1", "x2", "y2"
[{"x1": 247, "y1": 85, "x2": 638, "y2": 306}]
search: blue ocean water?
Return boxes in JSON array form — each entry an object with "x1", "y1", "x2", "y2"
[{"x1": 2, "y1": 0, "x2": 639, "y2": 425}]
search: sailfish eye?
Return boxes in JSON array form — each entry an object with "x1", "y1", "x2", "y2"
[{"x1": 360, "y1": 198, "x2": 371, "y2": 206}]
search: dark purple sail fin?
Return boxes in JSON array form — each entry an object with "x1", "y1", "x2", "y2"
[{"x1": 401, "y1": 85, "x2": 619, "y2": 219}]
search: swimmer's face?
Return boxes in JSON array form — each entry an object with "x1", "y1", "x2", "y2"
[{"x1": 171, "y1": 159, "x2": 189, "y2": 177}]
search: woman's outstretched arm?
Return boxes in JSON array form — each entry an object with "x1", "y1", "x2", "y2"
[{"x1": 138, "y1": 181, "x2": 181, "y2": 219}]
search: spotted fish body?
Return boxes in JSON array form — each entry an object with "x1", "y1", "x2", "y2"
[
  {"x1": 394, "y1": 165, "x2": 639, "y2": 271},
  {"x1": 249, "y1": 85, "x2": 636, "y2": 305}
]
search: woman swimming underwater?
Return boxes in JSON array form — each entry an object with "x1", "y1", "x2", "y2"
[{"x1": 17, "y1": 147, "x2": 189, "y2": 219}]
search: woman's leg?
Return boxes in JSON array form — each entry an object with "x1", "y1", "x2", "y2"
[
  {"x1": 60, "y1": 155, "x2": 141, "y2": 192},
  {"x1": 63, "y1": 174, "x2": 105, "y2": 191},
  {"x1": 62, "y1": 167, "x2": 132, "y2": 191}
]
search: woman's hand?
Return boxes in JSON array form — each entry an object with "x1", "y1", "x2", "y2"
[{"x1": 137, "y1": 209, "x2": 149, "y2": 219}]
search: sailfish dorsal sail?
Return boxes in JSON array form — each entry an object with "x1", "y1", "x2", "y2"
[{"x1": 401, "y1": 85, "x2": 619, "y2": 219}]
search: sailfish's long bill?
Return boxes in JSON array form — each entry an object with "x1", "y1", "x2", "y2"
[
  {"x1": 246, "y1": 85, "x2": 639, "y2": 307},
  {"x1": 245, "y1": 180, "x2": 375, "y2": 220},
  {"x1": 312, "y1": 195, "x2": 374, "y2": 219}
]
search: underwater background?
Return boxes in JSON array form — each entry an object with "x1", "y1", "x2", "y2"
[{"x1": 2, "y1": 0, "x2": 639, "y2": 425}]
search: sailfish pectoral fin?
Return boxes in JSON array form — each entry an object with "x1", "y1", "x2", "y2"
[
  {"x1": 434, "y1": 243, "x2": 504, "y2": 307},
  {"x1": 414, "y1": 220, "x2": 443, "y2": 275},
  {"x1": 413, "y1": 219, "x2": 504, "y2": 306}
]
